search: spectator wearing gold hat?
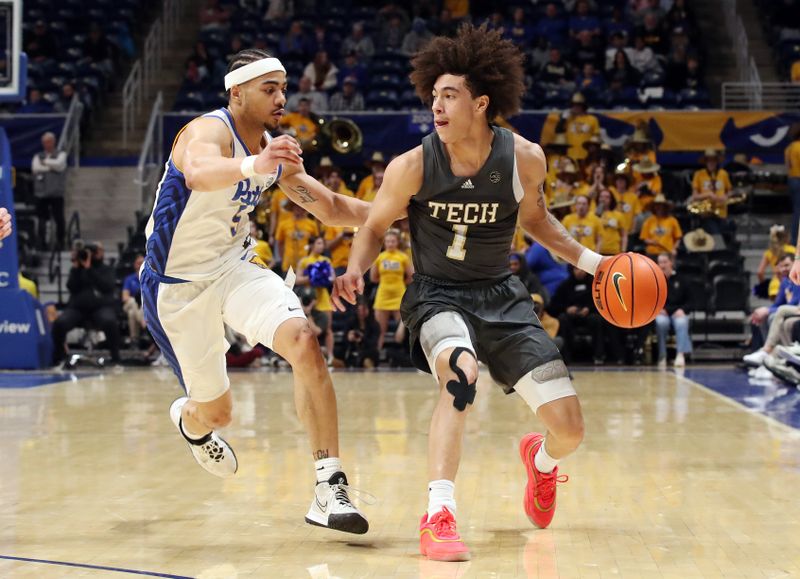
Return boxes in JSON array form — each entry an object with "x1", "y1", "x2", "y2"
[
  {"x1": 544, "y1": 132, "x2": 576, "y2": 185},
  {"x1": 561, "y1": 194, "x2": 602, "y2": 251},
  {"x1": 565, "y1": 92, "x2": 600, "y2": 161},
  {"x1": 689, "y1": 148, "x2": 733, "y2": 234},
  {"x1": 356, "y1": 151, "x2": 387, "y2": 202},
  {"x1": 632, "y1": 157, "x2": 662, "y2": 210},
  {"x1": 625, "y1": 125, "x2": 657, "y2": 167},
  {"x1": 579, "y1": 134, "x2": 604, "y2": 179},
  {"x1": 639, "y1": 194, "x2": 682, "y2": 256},
  {"x1": 545, "y1": 157, "x2": 582, "y2": 206}
]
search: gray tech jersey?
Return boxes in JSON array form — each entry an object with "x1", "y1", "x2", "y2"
[{"x1": 408, "y1": 125, "x2": 525, "y2": 282}]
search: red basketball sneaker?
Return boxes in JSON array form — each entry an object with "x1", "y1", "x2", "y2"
[
  {"x1": 419, "y1": 508, "x2": 471, "y2": 562},
  {"x1": 519, "y1": 432, "x2": 568, "y2": 529}
]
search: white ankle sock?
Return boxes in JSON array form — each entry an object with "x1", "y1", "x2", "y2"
[
  {"x1": 427, "y1": 479, "x2": 456, "y2": 517},
  {"x1": 315, "y1": 457, "x2": 343, "y2": 483},
  {"x1": 534, "y1": 439, "x2": 559, "y2": 474}
]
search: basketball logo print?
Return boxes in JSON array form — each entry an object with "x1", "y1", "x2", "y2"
[{"x1": 611, "y1": 272, "x2": 628, "y2": 312}]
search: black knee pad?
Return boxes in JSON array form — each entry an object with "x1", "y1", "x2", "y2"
[{"x1": 445, "y1": 347, "x2": 477, "y2": 412}]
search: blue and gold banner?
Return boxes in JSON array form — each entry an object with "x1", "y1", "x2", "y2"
[{"x1": 162, "y1": 110, "x2": 800, "y2": 168}]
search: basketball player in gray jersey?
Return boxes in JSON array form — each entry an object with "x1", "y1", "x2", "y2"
[{"x1": 334, "y1": 25, "x2": 610, "y2": 561}]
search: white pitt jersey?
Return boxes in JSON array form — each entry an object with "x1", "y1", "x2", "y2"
[{"x1": 145, "y1": 108, "x2": 272, "y2": 282}]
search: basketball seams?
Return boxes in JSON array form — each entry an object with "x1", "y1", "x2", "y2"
[
  {"x1": 644, "y1": 258, "x2": 661, "y2": 323},
  {"x1": 627, "y1": 253, "x2": 635, "y2": 327},
  {"x1": 602, "y1": 254, "x2": 625, "y2": 325}
]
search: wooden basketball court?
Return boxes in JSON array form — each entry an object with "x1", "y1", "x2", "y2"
[{"x1": 0, "y1": 366, "x2": 798, "y2": 578}]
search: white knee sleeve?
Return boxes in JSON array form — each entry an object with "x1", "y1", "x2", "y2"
[
  {"x1": 515, "y1": 360, "x2": 576, "y2": 413},
  {"x1": 419, "y1": 311, "x2": 475, "y2": 384}
]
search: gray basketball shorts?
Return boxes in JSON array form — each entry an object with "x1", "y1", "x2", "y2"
[{"x1": 400, "y1": 274, "x2": 563, "y2": 393}]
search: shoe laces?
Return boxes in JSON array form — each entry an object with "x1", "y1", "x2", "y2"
[
  {"x1": 429, "y1": 508, "x2": 458, "y2": 538},
  {"x1": 536, "y1": 471, "x2": 568, "y2": 505},
  {"x1": 330, "y1": 483, "x2": 376, "y2": 507}
]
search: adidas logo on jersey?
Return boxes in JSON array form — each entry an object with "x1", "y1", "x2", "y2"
[{"x1": 461, "y1": 179, "x2": 475, "y2": 189}]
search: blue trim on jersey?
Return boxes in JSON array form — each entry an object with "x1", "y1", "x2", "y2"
[
  {"x1": 140, "y1": 266, "x2": 186, "y2": 391},
  {"x1": 221, "y1": 108, "x2": 252, "y2": 155},
  {"x1": 145, "y1": 160, "x2": 192, "y2": 279}
]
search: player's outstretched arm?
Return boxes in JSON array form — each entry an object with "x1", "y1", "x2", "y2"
[
  {"x1": 179, "y1": 118, "x2": 302, "y2": 191},
  {"x1": 278, "y1": 173, "x2": 371, "y2": 228},
  {"x1": 332, "y1": 147, "x2": 422, "y2": 310},
  {"x1": 515, "y1": 135, "x2": 606, "y2": 275},
  {"x1": 0, "y1": 207, "x2": 11, "y2": 240}
]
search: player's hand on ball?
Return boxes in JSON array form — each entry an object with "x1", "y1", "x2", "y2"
[
  {"x1": 0, "y1": 207, "x2": 11, "y2": 240},
  {"x1": 790, "y1": 260, "x2": 800, "y2": 286},
  {"x1": 332, "y1": 271, "x2": 364, "y2": 311},
  {"x1": 255, "y1": 134, "x2": 303, "y2": 175}
]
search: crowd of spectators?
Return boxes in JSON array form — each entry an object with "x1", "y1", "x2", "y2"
[{"x1": 174, "y1": 0, "x2": 708, "y2": 113}]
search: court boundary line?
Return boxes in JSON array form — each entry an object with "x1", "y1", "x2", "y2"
[
  {"x1": 673, "y1": 372, "x2": 800, "y2": 434},
  {"x1": 0, "y1": 554, "x2": 194, "y2": 578}
]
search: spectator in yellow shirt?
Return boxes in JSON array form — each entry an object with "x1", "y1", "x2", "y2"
[
  {"x1": 757, "y1": 224, "x2": 796, "y2": 299},
  {"x1": 792, "y1": 60, "x2": 800, "y2": 84},
  {"x1": 275, "y1": 202, "x2": 320, "y2": 272},
  {"x1": 545, "y1": 158, "x2": 581, "y2": 205},
  {"x1": 297, "y1": 236, "x2": 335, "y2": 362},
  {"x1": 565, "y1": 92, "x2": 600, "y2": 161},
  {"x1": 613, "y1": 171, "x2": 642, "y2": 232},
  {"x1": 786, "y1": 128, "x2": 800, "y2": 243},
  {"x1": 324, "y1": 225, "x2": 355, "y2": 275},
  {"x1": 323, "y1": 167, "x2": 355, "y2": 197},
  {"x1": 249, "y1": 220, "x2": 274, "y2": 269},
  {"x1": 279, "y1": 98, "x2": 319, "y2": 152},
  {"x1": 640, "y1": 195, "x2": 682, "y2": 256},
  {"x1": 356, "y1": 152, "x2": 387, "y2": 202},
  {"x1": 690, "y1": 148, "x2": 733, "y2": 234},
  {"x1": 370, "y1": 230, "x2": 413, "y2": 352},
  {"x1": 596, "y1": 189, "x2": 627, "y2": 254},
  {"x1": 632, "y1": 157, "x2": 662, "y2": 210},
  {"x1": 561, "y1": 195, "x2": 601, "y2": 251}
]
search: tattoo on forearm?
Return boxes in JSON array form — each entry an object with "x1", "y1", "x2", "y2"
[
  {"x1": 292, "y1": 185, "x2": 317, "y2": 204},
  {"x1": 537, "y1": 182, "x2": 546, "y2": 208},
  {"x1": 547, "y1": 213, "x2": 574, "y2": 243},
  {"x1": 313, "y1": 449, "x2": 329, "y2": 460}
]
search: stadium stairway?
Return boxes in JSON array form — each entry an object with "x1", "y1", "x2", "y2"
[
  {"x1": 693, "y1": 0, "x2": 740, "y2": 104},
  {"x1": 736, "y1": 0, "x2": 781, "y2": 84},
  {"x1": 84, "y1": 2, "x2": 199, "y2": 157}
]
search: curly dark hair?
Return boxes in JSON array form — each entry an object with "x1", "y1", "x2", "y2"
[{"x1": 409, "y1": 23, "x2": 526, "y2": 120}]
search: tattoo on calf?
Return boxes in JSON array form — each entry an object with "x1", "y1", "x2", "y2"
[
  {"x1": 313, "y1": 449, "x2": 329, "y2": 460},
  {"x1": 292, "y1": 185, "x2": 317, "y2": 204}
]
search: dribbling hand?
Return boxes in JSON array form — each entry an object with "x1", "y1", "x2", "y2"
[
  {"x1": 790, "y1": 260, "x2": 800, "y2": 286},
  {"x1": 255, "y1": 134, "x2": 303, "y2": 175},
  {"x1": 0, "y1": 207, "x2": 11, "y2": 241},
  {"x1": 332, "y1": 271, "x2": 364, "y2": 311}
]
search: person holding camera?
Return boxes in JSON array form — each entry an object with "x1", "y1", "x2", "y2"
[
  {"x1": 339, "y1": 299, "x2": 380, "y2": 369},
  {"x1": 51, "y1": 242, "x2": 121, "y2": 365}
]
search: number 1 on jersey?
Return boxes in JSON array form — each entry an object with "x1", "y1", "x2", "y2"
[{"x1": 446, "y1": 224, "x2": 468, "y2": 260}]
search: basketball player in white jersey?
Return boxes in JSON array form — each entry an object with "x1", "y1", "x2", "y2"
[
  {"x1": 0, "y1": 207, "x2": 10, "y2": 240},
  {"x1": 142, "y1": 49, "x2": 370, "y2": 534}
]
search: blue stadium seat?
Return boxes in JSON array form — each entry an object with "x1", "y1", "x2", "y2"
[
  {"x1": 174, "y1": 91, "x2": 205, "y2": 112},
  {"x1": 366, "y1": 90, "x2": 399, "y2": 111},
  {"x1": 370, "y1": 74, "x2": 403, "y2": 91}
]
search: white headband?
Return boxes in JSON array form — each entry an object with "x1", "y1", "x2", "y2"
[{"x1": 224, "y1": 57, "x2": 286, "y2": 90}]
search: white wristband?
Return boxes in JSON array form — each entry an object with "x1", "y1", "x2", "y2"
[
  {"x1": 577, "y1": 248, "x2": 603, "y2": 275},
  {"x1": 240, "y1": 155, "x2": 258, "y2": 179}
]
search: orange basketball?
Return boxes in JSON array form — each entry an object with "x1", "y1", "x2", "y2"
[{"x1": 592, "y1": 252, "x2": 667, "y2": 328}]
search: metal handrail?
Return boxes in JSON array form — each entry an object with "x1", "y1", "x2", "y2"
[
  {"x1": 135, "y1": 91, "x2": 165, "y2": 212},
  {"x1": 121, "y1": 0, "x2": 189, "y2": 147},
  {"x1": 57, "y1": 94, "x2": 84, "y2": 167},
  {"x1": 722, "y1": 82, "x2": 800, "y2": 110},
  {"x1": 122, "y1": 60, "x2": 143, "y2": 146}
]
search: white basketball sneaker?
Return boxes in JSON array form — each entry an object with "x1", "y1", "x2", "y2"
[
  {"x1": 305, "y1": 472, "x2": 370, "y2": 534},
  {"x1": 169, "y1": 397, "x2": 238, "y2": 478}
]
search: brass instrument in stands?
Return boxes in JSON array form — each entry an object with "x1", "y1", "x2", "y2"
[
  {"x1": 316, "y1": 117, "x2": 363, "y2": 155},
  {"x1": 686, "y1": 189, "x2": 747, "y2": 217}
]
